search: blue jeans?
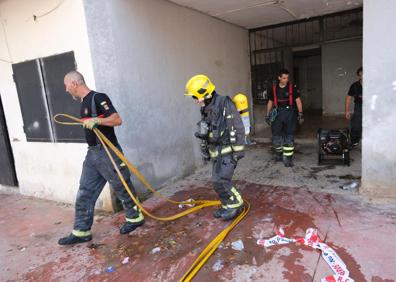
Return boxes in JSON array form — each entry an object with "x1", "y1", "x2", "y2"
[{"x1": 74, "y1": 144, "x2": 140, "y2": 232}]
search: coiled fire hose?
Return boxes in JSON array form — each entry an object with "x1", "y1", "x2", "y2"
[{"x1": 54, "y1": 114, "x2": 250, "y2": 281}]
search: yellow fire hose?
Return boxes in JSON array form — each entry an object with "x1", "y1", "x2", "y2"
[{"x1": 54, "y1": 114, "x2": 250, "y2": 281}]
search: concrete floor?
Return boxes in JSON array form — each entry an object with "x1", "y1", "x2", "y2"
[
  {"x1": 254, "y1": 110, "x2": 349, "y2": 140},
  {"x1": 1, "y1": 144, "x2": 396, "y2": 282}
]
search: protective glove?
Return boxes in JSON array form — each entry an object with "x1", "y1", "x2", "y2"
[
  {"x1": 232, "y1": 151, "x2": 245, "y2": 162},
  {"x1": 297, "y1": 112, "x2": 304, "y2": 125},
  {"x1": 82, "y1": 118, "x2": 101, "y2": 130},
  {"x1": 265, "y1": 115, "x2": 271, "y2": 126}
]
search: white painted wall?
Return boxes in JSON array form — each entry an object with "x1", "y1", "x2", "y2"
[
  {"x1": 0, "y1": 0, "x2": 112, "y2": 208},
  {"x1": 362, "y1": 0, "x2": 396, "y2": 198},
  {"x1": 83, "y1": 0, "x2": 251, "y2": 191}
]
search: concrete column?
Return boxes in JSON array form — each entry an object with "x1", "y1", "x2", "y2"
[{"x1": 362, "y1": 0, "x2": 396, "y2": 198}]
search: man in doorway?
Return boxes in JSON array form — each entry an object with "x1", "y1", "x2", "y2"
[
  {"x1": 265, "y1": 69, "x2": 304, "y2": 167},
  {"x1": 345, "y1": 67, "x2": 363, "y2": 147},
  {"x1": 58, "y1": 71, "x2": 144, "y2": 245}
]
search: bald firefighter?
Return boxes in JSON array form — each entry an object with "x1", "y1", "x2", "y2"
[
  {"x1": 58, "y1": 71, "x2": 144, "y2": 245},
  {"x1": 185, "y1": 74, "x2": 245, "y2": 220}
]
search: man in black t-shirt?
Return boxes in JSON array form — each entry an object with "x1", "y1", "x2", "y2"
[
  {"x1": 345, "y1": 67, "x2": 363, "y2": 146},
  {"x1": 58, "y1": 71, "x2": 144, "y2": 245},
  {"x1": 265, "y1": 69, "x2": 304, "y2": 167}
]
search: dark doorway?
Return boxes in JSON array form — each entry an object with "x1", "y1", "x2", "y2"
[
  {"x1": 0, "y1": 95, "x2": 18, "y2": 187},
  {"x1": 293, "y1": 48, "x2": 322, "y2": 114}
]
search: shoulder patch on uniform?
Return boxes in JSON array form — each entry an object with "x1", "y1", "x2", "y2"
[{"x1": 100, "y1": 101, "x2": 110, "y2": 110}]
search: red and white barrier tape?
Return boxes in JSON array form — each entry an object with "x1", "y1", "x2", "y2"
[{"x1": 257, "y1": 228, "x2": 354, "y2": 282}]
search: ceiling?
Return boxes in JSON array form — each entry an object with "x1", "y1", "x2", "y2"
[{"x1": 168, "y1": 0, "x2": 362, "y2": 29}]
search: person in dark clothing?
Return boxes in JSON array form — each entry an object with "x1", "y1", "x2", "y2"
[
  {"x1": 265, "y1": 69, "x2": 304, "y2": 167},
  {"x1": 58, "y1": 71, "x2": 144, "y2": 245},
  {"x1": 185, "y1": 74, "x2": 245, "y2": 221},
  {"x1": 345, "y1": 67, "x2": 363, "y2": 146}
]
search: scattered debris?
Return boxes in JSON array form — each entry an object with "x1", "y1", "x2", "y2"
[
  {"x1": 178, "y1": 199, "x2": 195, "y2": 209},
  {"x1": 261, "y1": 216, "x2": 272, "y2": 222},
  {"x1": 121, "y1": 257, "x2": 129, "y2": 264},
  {"x1": 168, "y1": 239, "x2": 177, "y2": 247},
  {"x1": 87, "y1": 243, "x2": 104, "y2": 249},
  {"x1": 106, "y1": 266, "x2": 115, "y2": 273},
  {"x1": 340, "y1": 181, "x2": 359, "y2": 191},
  {"x1": 231, "y1": 239, "x2": 244, "y2": 251},
  {"x1": 212, "y1": 259, "x2": 224, "y2": 272},
  {"x1": 151, "y1": 247, "x2": 161, "y2": 254},
  {"x1": 94, "y1": 270, "x2": 101, "y2": 275},
  {"x1": 257, "y1": 227, "x2": 354, "y2": 282},
  {"x1": 20, "y1": 247, "x2": 26, "y2": 252},
  {"x1": 252, "y1": 256, "x2": 257, "y2": 266},
  {"x1": 95, "y1": 215, "x2": 106, "y2": 223},
  {"x1": 339, "y1": 175, "x2": 360, "y2": 180},
  {"x1": 54, "y1": 221, "x2": 62, "y2": 225}
]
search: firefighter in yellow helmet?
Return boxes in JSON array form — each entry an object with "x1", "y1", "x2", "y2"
[{"x1": 185, "y1": 74, "x2": 245, "y2": 220}]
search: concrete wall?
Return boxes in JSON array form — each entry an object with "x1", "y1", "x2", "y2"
[
  {"x1": 362, "y1": 0, "x2": 396, "y2": 198},
  {"x1": 83, "y1": 0, "x2": 251, "y2": 192},
  {"x1": 0, "y1": 0, "x2": 113, "y2": 209},
  {"x1": 322, "y1": 39, "x2": 362, "y2": 115}
]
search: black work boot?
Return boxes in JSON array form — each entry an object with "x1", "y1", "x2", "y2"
[
  {"x1": 283, "y1": 155, "x2": 294, "y2": 167},
  {"x1": 351, "y1": 141, "x2": 359, "y2": 148},
  {"x1": 213, "y1": 207, "x2": 227, "y2": 218},
  {"x1": 58, "y1": 233, "x2": 92, "y2": 245},
  {"x1": 120, "y1": 220, "x2": 145, "y2": 234},
  {"x1": 216, "y1": 205, "x2": 244, "y2": 221},
  {"x1": 274, "y1": 147, "x2": 283, "y2": 161}
]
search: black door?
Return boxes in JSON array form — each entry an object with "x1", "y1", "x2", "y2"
[{"x1": 0, "y1": 95, "x2": 18, "y2": 186}]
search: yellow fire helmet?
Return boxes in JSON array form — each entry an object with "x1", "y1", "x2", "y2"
[
  {"x1": 185, "y1": 74, "x2": 215, "y2": 100},
  {"x1": 233, "y1": 93, "x2": 249, "y2": 117}
]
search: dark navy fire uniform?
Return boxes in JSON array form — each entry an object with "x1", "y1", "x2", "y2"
[
  {"x1": 199, "y1": 92, "x2": 245, "y2": 220},
  {"x1": 73, "y1": 91, "x2": 143, "y2": 236},
  {"x1": 268, "y1": 83, "x2": 300, "y2": 161},
  {"x1": 347, "y1": 81, "x2": 362, "y2": 145}
]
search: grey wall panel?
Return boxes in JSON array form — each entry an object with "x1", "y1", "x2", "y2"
[
  {"x1": 42, "y1": 51, "x2": 85, "y2": 142},
  {"x1": 12, "y1": 60, "x2": 52, "y2": 142}
]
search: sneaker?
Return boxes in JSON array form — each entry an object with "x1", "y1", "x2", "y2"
[
  {"x1": 120, "y1": 220, "x2": 145, "y2": 234},
  {"x1": 58, "y1": 233, "x2": 92, "y2": 245}
]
